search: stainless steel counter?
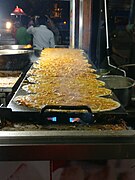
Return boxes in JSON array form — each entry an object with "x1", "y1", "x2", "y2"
[{"x1": 0, "y1": 129, "x2": 135, "y2": 160}]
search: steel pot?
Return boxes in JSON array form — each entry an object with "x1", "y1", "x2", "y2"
[
  {"x1": 0, "y1": 50, "x2": 32, "y2": 71},
  {"x1": 101, "y1": 75, "x2": 135, "y2": 107}
]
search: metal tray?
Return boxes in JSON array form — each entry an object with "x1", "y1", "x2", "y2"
[{"x1": 0, "y1": 71, "x2": 22, "y2": 93}]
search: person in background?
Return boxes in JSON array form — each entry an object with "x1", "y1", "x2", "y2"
[
  {"x1": 27, "y1": 16, "x2": 55, "y2": 57},
  {"x1": 16, "y1": 18, "x2": 32, "y2": 45},
  {"x1": 110, "y1": 23, "x2": 135, "y2": 66},
  {"x1": 45, "y1": 15, "x2": 60, "y2": 45},
  {"x1": 12, "y1": 21, "x2": 20, "y2": 43}
]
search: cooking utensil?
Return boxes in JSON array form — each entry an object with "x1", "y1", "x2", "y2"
[
  {"x1": 101, "y1": 75, "x2": 135, "y2": 107},
  {"x1": 0, "y1": 50, "x2": 32, "y2": 70},
  {"x1": 104, "y1": 0, "x2": 126, "y2": 76},
  {"x1": 108, "y1": 64, "x2": 135, "y2": 80},
  {"x1": 119, "y1": 64, "x2": 135, "y2": 80}
]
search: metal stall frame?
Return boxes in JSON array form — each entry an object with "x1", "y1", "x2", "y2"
[{"x1": 0, "y1": 1, "x2": 134, "y2": 162}]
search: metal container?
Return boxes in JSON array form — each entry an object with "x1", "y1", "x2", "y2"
[
  {"x1": 0, "y1": 45, "x2": 32, "y2": 50},
  {"x1": 101, "y1": 75, "x2": 135, "y2": 107},
  {"x1": 0, "y1": 50, "x2": 32, "y2": 71}
]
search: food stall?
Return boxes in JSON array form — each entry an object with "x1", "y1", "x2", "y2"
[
  {"x1": 0, "y1": 0, "x2": 134, "y2": 165},
  {"x1": 0, "y1": 47, "x2": 133, "y2": 163}
]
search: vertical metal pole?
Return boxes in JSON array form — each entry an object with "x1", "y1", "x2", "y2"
[
  {"x1": 104, "y1": 0, "x2": 112, "y2": 66},
  {"x1": 104, "y1": 0, "x2": 109, "y2": 50},
  {"x1": 70, "y1": 0, "x2": 75, "y2": 48},
  {"x1": 79, "y1": 0, "x2": 83, "y2": 49}
]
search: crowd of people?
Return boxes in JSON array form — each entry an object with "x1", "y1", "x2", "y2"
[{"x1": 12, "y1": 15, "x2": 60, "y2": 56}]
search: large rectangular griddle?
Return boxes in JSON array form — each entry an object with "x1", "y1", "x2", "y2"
[{"x1": 6, "y1": 52, "x2": 126, "y2": 122}]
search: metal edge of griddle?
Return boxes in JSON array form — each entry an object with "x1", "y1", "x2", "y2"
[
  {"x1": 7, "y1": 93, "x2": 127, "y2": 122},
  {"x1": 7, "y1": 87, "x2": 127, "y2": 118},
  {"x1": 7, "y1": 95, "x2": 94, "y2": 123},
  {"x1": 5, "y1": 65, "x2": 32, "y2": 104},
  {"x1": 7, "y1": 82, "x2": 127, "y2": 114},
  {"x1": 6, "y1": 65, "x2": 33, "y2": 108}
]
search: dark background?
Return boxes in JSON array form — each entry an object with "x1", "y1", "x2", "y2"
[{"x1": 0, "y1": 0, "x2": 70, "y2": 18}]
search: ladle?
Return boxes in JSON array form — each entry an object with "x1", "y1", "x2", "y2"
[{"x1": 104, "y1": 0, "x2": 126, "y2": 77}]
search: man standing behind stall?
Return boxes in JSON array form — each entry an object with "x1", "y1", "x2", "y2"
[
  {"x1": 16, "y1": 19, "x2": 32, "y2": 45},
  {"x1": 27, "y1": 16, "x2": 55, "y2": 56}
]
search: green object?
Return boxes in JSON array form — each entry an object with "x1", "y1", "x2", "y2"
[
  {"x1": 16, "y1": 27, "x2": 31, "y2": 45},
  {"x1": 126, "y1": 24, "x2": 134, "y2": 33}
]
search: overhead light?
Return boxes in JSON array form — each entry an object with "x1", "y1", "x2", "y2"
[
  {"x1": 11, "y1": 6, "x2": 26, "y2": 16},
  {"x1": 6, "y1": 21, "x2": 12, "y2": 29}
]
